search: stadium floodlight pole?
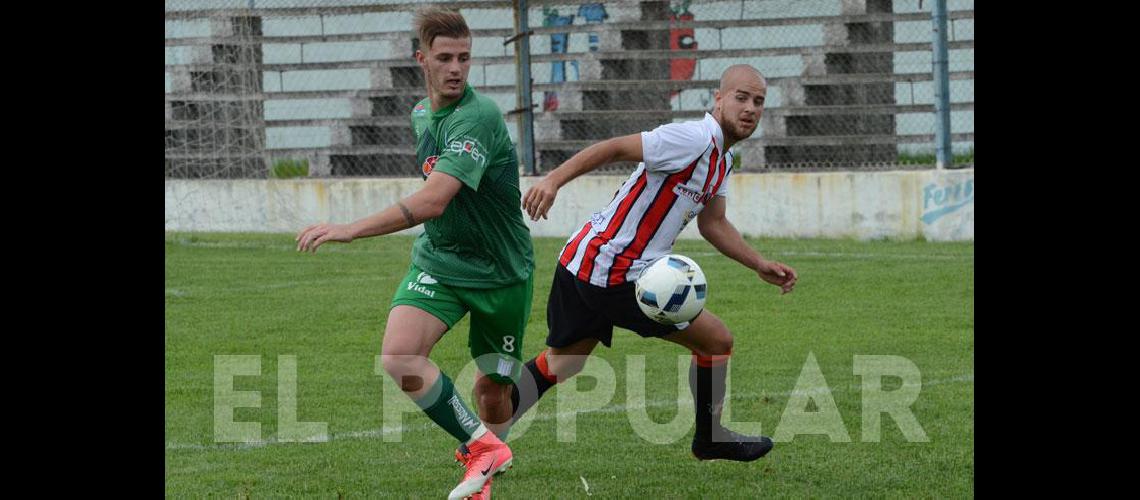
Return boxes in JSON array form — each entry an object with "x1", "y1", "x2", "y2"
[
  {"x1": 931, "y1": 0, "x2": 952, "y2": 169},
  {"x1": 508, "y1": 0, "x2": 537, "y2": 175}
]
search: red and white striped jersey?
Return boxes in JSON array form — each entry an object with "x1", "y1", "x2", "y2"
[{"x1": 559, "y1": 113, "x2": 733, "y2": 288}]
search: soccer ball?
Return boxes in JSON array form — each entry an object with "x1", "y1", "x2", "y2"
[{"x1": 634, "y1": 254, "x2": 707, "y2": 325}]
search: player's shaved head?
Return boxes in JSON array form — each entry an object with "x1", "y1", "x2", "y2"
[
  {"x1": 719, "y1": 64, "x2": 765, "y2": 91},
  {"x1": 713, "y1": 64, "x2": 766, "y2": 147}
]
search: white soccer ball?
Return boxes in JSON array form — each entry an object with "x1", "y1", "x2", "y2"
[{"x1": 634, "y1": 254, "x2": 707, "y2": 325}]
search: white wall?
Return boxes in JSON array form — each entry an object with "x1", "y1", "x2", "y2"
[{"x1": 165, "y1": 169, "x2": 973, "y2": 241}]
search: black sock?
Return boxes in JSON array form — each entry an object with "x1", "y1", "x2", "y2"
[
  {"x1": 510, "y1": 354, "x2": 557, "y2": 422},
  {"x1": 690, "y1": 355, "x2": 728, "y2": 441}
]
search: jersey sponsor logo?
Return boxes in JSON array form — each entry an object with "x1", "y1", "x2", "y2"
[
  {"x1": 407, "y1": 280, "x2": 436, "y2": 297},
  {"x1": 672, "y1": 183, "x2": 703, "y2": 203},
  {"x1": 407, "y1": 272, "x2": 438, "y2": 297},
  {"x1": 421, "y1": 155, "x2": 438, "y2": 177},
  {"x1": 407, "y1": 281, "x2": 436, "y2": 298},
  {"x1": 589, "y1": 212, "x2": 606, "y2": 228},
  {"x1": 448, "y1": 394, "x2": 480, "y2": 431},
  {"x1": 446, "y1": 138, "x2": 486, "y2": 168},
  {"x1": 681, "y1": 206, "x2": 700, "y2": 227},
  {"x1": 496, "y1": 358, "x2": 514, "y2": 376}
]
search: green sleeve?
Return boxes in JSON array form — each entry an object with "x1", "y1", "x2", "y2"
[{"x1": 431, "y1": 111, "x2": 495, "y2": 191}]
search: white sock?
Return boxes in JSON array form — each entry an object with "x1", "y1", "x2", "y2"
[{"x1": 465, "y1": 424, "x2": 489, "y2": 445}]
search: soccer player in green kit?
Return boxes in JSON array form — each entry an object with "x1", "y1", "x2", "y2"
[{"x1": 296, "y1": 7, "x2": 531, "y2": 499}]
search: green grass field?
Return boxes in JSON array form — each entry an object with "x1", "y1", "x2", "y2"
[{"x1": 165, "y1": 232, "x2": 973, "y2": 498}]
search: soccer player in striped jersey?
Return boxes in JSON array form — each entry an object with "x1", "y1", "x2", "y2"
[{"x1": 514, "y1": 64, "x2": 798, "y2": 461}]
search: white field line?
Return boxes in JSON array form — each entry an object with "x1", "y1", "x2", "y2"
[
  {"x1": 168, "y1": 238, "x2": 403, "y2": 255},
  {"x1": 169, "y1": 239, "x2": 971, "y2": 260},
  {"x1": 685, "y1": 251, "x2": 970, "y2": 260}
]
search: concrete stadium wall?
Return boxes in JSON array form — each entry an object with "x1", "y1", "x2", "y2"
[{"x1": 165, "y1": 169, "x2": 973, "y2": 241}]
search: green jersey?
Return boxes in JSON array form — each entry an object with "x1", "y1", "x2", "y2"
[{"x1": 409, "y1": 84, "x2": 534, "y2": 288}]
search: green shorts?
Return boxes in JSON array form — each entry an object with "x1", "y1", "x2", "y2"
[{"x1": 390, "y1": 263, "x2": 533, "y2": 384}]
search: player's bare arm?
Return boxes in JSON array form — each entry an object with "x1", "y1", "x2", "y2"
[
  {"x1": 296, "y1": 171, "x2": 464, "y2": 253},
  {"x1": 697, "y1": 195, "x2": 797, "y2": 294},
  {"x1": 522, "y1": 133, "x2": 643, "y2": 221}
]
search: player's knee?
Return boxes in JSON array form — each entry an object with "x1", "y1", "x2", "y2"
[
  {"x1": 705, "y1": 329, "x2": 734, "y2": 356},
  {"x1": 475, "y1": 375, "x2": 511, "y2": 406},
  {"x1": 378, "y1": 355, "x2": 425, "y2": 392},
  {"x1": 379, "y1": 352, "x2": 419, "y2": 382},
  {"x1": 548, "y1": 353, "x2": 588, "y2": 379},
  {"x1": 477, "y1": 390, "x2": 508, "y2": 409}
]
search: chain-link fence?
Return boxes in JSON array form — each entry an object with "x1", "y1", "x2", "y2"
[{"x1": 165, "y1": 0, "x2": 974, "y2": 178}]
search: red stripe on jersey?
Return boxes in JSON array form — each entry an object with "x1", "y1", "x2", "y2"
[
  {"x1": 700, "y1": 143, "x2": 719, "y2": 197},
  {"x1": 606, "y1": 157, "x2": 701, "y2": 286},
  {"x1": 577, "y1": 170, "x2": 648, "y2": 283},
  {"x1": 706, "y1": 153, "x2": 729, "y2": 204},
  {"x1": 559, "y1": 221, "x2": 594, "y2": 267}
]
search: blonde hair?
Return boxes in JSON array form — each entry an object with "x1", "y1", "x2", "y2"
[{"x1": 414, "y1": 6, "x2": 470, "y2": 50}]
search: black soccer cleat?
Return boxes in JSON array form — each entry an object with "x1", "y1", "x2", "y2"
[{"x1": 691, "y1": 427, "x2": 774, "y2": 462}]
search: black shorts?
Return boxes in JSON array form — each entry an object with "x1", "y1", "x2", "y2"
[{"x1": 545, "y1": 264, "x2": 690, "y2": 348}]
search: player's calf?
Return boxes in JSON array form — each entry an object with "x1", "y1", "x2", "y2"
[
  {"x1": 688, "y1": 349, "x2": 774, "y2": 462},
  {"x1": 508, "y1": 348, "x2": 589, "y2": 422},
  {"x1": 474, "y1": 374, "x2": 513, "y2": 438}
]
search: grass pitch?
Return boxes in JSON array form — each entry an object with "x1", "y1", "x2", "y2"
[{"x1": 166, "y1": 232, "x2": 973, "y2": 497}]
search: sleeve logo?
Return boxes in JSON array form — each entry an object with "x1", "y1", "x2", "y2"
[
  {"x1": 421, "y1": 155, "x2": 438, "y2": 178},
  {"x1": 446, "y1": 138, "x2": 486, "y2": 168}
]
